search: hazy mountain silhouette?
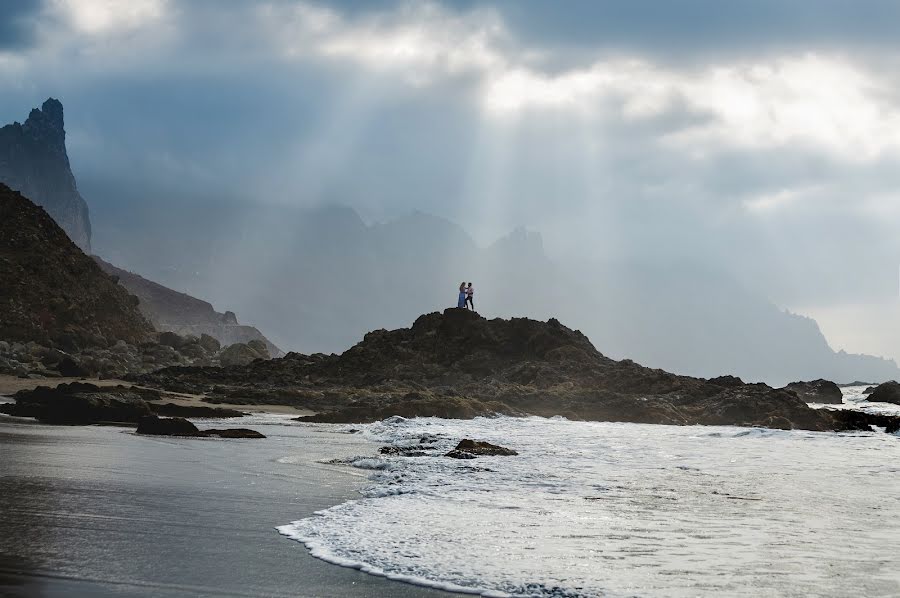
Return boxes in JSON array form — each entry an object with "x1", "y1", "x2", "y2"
[
  {"x1": 0, "y1": 98, "x2": 91, "y2": 251},
  {"x1": 86, "y1": 183, "x2": 900, "y2": 387}
]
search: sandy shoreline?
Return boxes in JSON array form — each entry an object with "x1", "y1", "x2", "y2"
[
  {"x1": 0, "y1": 374, "x2": 315, "y2": 416},
  {"x1": 0, "y1": 413, "x2": 459, "y2": 597}
]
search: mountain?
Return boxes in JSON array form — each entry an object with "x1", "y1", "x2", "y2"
[
  {"x1": 86, "y1": 187, "x2": 900, "y2": 386},
  {"x1": 0, "y1": 98, "x2": 91, "y2": 252},
  {"x1": 93, "y1": 256, "x2": 282, "y2": 357},
  {"x1": 0, "y1": 183, "x2": 152, "y2": 350}
]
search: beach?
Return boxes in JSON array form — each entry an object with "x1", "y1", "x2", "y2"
[{"x1": 0, "y1": 406, "x2": 458, "y2": 597}]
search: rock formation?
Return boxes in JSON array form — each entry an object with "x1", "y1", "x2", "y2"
[
  {"x1": 0, "y1": 382, "x2": 245, "y2": 424},
  {"x1": 865, "y1": 381, "x2": 900, "y2": 405},
  {"x1": 445, "y1": 439, "x2": 518, "y2": 458},
  {"x1": 135, "y1": 309, "x2": 897, "y2": 432},
  {"x1": 0, "y1": 183, "x2": 154, "y2": 351},
  {"x1": 135, "y1": 415, "x2": 265, "y2": 438},
  {"x1": 782, "y1": 379, "x2": 844, "y2": 404},
  {"x1": 93, "y1": 257, "x2": 282, "y2": 356},
  {"x1": 0, "y1": 98, "x2": 91, "y2": 251}
]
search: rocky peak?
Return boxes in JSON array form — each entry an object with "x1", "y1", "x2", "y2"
[
  {"x1": 22, "y1": 99, "x2": 67, "y2": 154},
  {"x1": 0, "y1": 98, "x2": 91, "y2": 252}
]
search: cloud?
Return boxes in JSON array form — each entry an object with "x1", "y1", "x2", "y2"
[
  {"x1": 255, "y1": 2, "x2": 900, "y2": 163},
  {"x1": 48, "y1": 0, "x2": 170, "y2": 35},
  {"x1": 0, "y1": 0, "x2": 42, "y2": 50}
]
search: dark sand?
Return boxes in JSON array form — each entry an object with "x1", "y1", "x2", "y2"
[{"x1": 0, "y1": 409, "x2": 459, "y2": 597}]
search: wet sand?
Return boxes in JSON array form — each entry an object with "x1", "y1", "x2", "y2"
[
  {"x1": 0, "y1": 412, "x2": 459, "y2": 597},
  {"x1": 0, "y1": 375, "x2": 314, "y2": 416}
]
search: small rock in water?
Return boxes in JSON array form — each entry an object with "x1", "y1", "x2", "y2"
[
  {"x1": 865, "y1": 381, "x2": 900, "y2": 405},
  {"x1": 445, "y1": 439, "x2": 518, "y2": 458}
]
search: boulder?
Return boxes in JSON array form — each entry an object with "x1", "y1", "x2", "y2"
[
  {"x1": 56, "y1": 356, "x2": 89, "y2": 377},
  {"x1": 445, "y1": 439, "x2": 518, "y2": 458},
  {"x1": 135, "y1": 415, "x2": 265, "y2": 438},
  {"x1": 158, "y1": 331, "x2": 186, "y2": 349},
  {"x1": 782, "y1": 379, "x2": 844, "y2": 404},
  {"x1": 136, "y1": 415, "x2": 202, "y2": 436},
  {"x1": 219, "y1": 342, "x2": 267, "y2": 367},
  {"x1": 444, "y1": 438, "x2": 519, "y2": 459},
  {"x1": 198, "y1": 334, "x2": 221, "y2": 353},
  {"x1": 866, "y1": 381, "x2": 900, "y2": 405},
  {"x1": 178, "y1": 342, "x2": 208, "y2": 360},
  {"x1": 1, "y1": 383, "x2": 154, "y2": 424}
]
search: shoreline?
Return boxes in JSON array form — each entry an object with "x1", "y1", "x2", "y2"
[{"x1": 0, "y1": 412, "x2": 461, "y2": 597}]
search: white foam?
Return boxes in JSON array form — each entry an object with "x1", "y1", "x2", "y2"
[{"x1": 281, "y1": 415, "x2": 900, "y2": 597}]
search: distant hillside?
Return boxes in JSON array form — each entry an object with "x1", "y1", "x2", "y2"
[
  {"x1": 93, "y1": 257, "x2": 282, "y2": 357},
  {"x1": 0, "y1": 98, "x2": 91, "y2": 251},
  {"x1": 0, "y1": 184, "x2": 152, "y2": 350}
]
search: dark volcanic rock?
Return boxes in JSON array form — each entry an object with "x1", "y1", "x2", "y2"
[
  {"x1": 782, "y1": 379, "x2": 844, "y2": 404},
  {"x1": 0, "y1": 184, "x2": 155, "y2": 349},
  {"x1": 219, "y1": 342, "x2": 269, "y2": 367},
  {"x1": 57, "y1": 356, "x2": 89, "y2": 377},
  {"x1": 865, "y1": 381, "x2": 900, "y2": 405},
  {"x1": 136, "y1": 415, "x2": 265, "y2": 438},
  {"x1": 445, "y1": 439, "x2": 518, "y2": 458},
  {"x1": 1, "y1": 383, "x2": 154, "y2": 425},
  {"x1": 0, "y1": 99, "x2": 91, "y2": 251},
  {"x1": 824, "y1": 409, "x2": 900, "y2": 434},
  {"x1": 136, "y1": 415, "x2": 201, "y2": 436},
  {"x1": 0, "y1": 382, "x2": 247, "y2": 424},
  {"x1": 136, "y1": 310, "x2": 859, "y2": 432}
]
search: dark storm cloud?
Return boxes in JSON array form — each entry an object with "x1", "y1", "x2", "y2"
[
  {"x1": 0, "y1": 0, "x2": 42, "y2": 50},
  {"x1": 479, "y1": 0, "x2": 900, "y2": 60}
]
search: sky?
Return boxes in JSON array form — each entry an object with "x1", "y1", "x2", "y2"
[{"x1": 0, "y1": 0, "x2": 898, "y2": 362}]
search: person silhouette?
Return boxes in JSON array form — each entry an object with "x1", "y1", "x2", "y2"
[
  {"x1": 465, "y1": 282, "x2": 474, "y2": 310},
  {"x1": 458, "y1": 282, "x2": 466, "y2": 308}
]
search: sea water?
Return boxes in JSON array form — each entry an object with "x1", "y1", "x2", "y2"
[{"x1": 279, "y1": 387, "x2": 900, "y2": 597}]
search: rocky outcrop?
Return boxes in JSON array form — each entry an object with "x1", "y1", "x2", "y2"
[
  {"x1": 865, "y1": 381, "x2": 900, "y2": 405},
  {"x1": 823, "y1": 408, "x2": 900, "y2": 434},
  {"x1": 135, "y1": 309, "x2": 878, "y2": 432},
  {"x1": 782, "y1": 379, "x2": 844, "y2": 404},
  {"x1": 219, "y1": 340, "x2": 269, "y2": 366},
  {"x1": 93, "y1": 257, "x2": 282, "y2": 356},
  {"x1": 0, "y1": 382, "x2": 245, "y2": 424},
  {"x1": 135, "y1": 415, "x2": 265, "y2": 438},
  {"x1": 0, "y1": 184, "x2": 154, "y2": 351},
  {"x1": 445, "y1": 439, "x2": 518, "y2": 458},
  {"x1": 0, "y1": 98, "x2": 91, "y2": 251}
]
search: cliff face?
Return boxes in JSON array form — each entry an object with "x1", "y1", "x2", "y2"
[
  {"x1": 0, "y1": 184, "x2": 153, "y2": 349},
  {"x1": 93, "y1": 257, "x2": 282, "y2": 357},
  {"x1": 0, "y1": 98, "x2": 91, "y2": 252}
]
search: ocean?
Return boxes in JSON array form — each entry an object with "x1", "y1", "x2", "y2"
[{"x1": 278, "y1": 386, "x2": 900, "y2": 597}]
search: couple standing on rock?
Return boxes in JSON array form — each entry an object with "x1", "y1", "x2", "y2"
[{"x1": 457, "y1": 282, "x2": 475, "y2": 311}]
